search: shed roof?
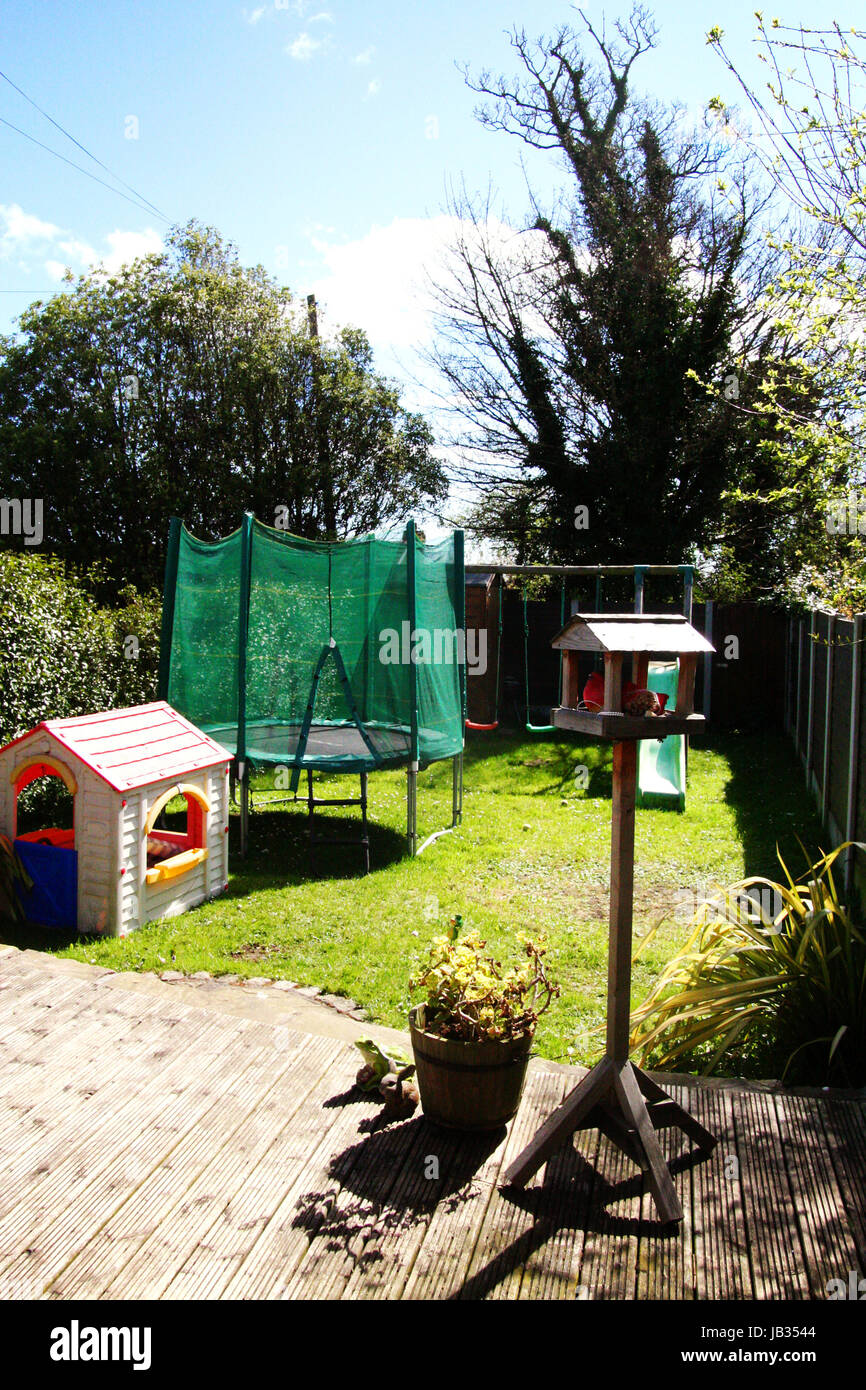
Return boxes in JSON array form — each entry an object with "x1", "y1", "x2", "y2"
[
  {"x1": 552, "y1": 612, "x2": 714, "y2": 655},
  {"x1": 1, "y1": 702, "x2": 232, "y2": 793}
]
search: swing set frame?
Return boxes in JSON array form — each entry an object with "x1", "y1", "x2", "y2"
[{"x1": 465, "y1": 564, "x2": 696, "y2": 733}]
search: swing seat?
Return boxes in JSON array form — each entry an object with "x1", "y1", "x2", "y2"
[
  {"x1": 465, "y1": 719, "x2": 499, "y2": 731},
  {"x1": 525, "y1": 707, "x2": 556, "y2": 733}
]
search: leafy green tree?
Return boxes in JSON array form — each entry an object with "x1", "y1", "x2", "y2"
[
  {"x1": 0, "y1": 222, "x2": 444, "y2": 593},
  {"x1": 431, "y1": 7, "x2": 784, "y2": 566},
  {"x1": 705, "y1": 19, "x2": 866, "y2": 610}
]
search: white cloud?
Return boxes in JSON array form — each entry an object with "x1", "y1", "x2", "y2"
[
  {"x1": 305, "y1": 214, "x2": 555, "y2": 422},
  {"x1": 100, "y1": 228, "x2": 163, "y2": 273},
  {"x1": 58, "y1": 236, "x2": 98, "y2": 262},
  {"x1": 308, "y1": 10, "x2": 333, "y2": 21},
  {"x1": 366, "y1": 78, "x2": 381, "y2": 99},
  {"x1": 243, "y1": 6, "x2": 266, "y2": 23},
  {"x1": 0, "y1": 203, "x2": 61, "y2": 254},
  {"x1": 352, "y1": 46, "x2": 374, "y2": 64},
  {"x1": 307, "y1": 216, "x2": 475, "y2": 357},
  {"x1": 287, "y1": 32, "x2": 321, "y2": 60},
  {"x1": 1, "y1": 206, "x2": 162, "y2": 281}
]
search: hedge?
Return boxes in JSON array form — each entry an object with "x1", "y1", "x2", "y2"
[{"x1": 0, "y1": 553, "x2": 161, "y2": 746}]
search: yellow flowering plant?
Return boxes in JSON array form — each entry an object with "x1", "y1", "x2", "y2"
[{"x1": 410, "y1": 915, "x2": 559, "y2": 1043}]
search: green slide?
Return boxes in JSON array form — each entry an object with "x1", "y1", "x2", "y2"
[{"x1": 637, "y1": 661, "x2": 686, "y2": 811}]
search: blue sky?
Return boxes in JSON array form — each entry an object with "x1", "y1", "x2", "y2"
[{"x1": 0, "y1": 2, "x2": 818, "y2": 410}]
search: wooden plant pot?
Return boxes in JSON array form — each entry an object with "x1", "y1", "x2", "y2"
[{"x1": 409, "y1": 1006, "x2": 533, "y2": 1131}]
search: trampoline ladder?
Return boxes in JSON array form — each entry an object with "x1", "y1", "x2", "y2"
[{"x1": 305, "y1": 768, "x2": 370, "y2": 875}]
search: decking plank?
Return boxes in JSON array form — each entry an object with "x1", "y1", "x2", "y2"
[
  {"x1": 52, "y1": 1030, "x2": 334, "y2": 1299},
  {"x1": 449, "y1": 1070, "x2": 569, "y2": 1300},
  {"x1": 1, "y1": 956, "x2": 864, "y2": 1301},
  {"x1": 218, "y1": 1065, "x2": 391, "y2": 1299},
  {"x1": 774, "y1": 1091, "x2": 861, "y2": 1298},
  {"x1": 689, "y1": 1085, "x2": 752, "y2": 1300},
  {"x1": 0, "y1": 1010, "x2": 266, "y2": 1290},
  {"x1": 148, "y1": 1036, "x2": 350, "y2": 1301},
  {"x1": 821, "y1": 1098, "x2": 866, "y2": 1274},
  {"x1": 733, "y1": 1088, "x2": 810, "y2": 1298}
]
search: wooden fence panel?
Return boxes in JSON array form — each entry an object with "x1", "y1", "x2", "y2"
[
  {"x1": 828, "y1": 620, "x2": 853, "y2": 842},
  {"x1": 810, "y1": 614, "x2": 828, "y2": 800}
]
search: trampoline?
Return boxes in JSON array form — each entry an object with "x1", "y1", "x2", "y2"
[
  {"x1": 203, "y1": 720, "x2": 414, "y2": 771},
  {"x1": 158, "y1": 515, "x2": 466, "y2": 862}
]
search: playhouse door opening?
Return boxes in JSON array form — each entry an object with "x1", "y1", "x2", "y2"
[{"x1": 13, "y1": 770, "x2": 77, "y2": 929}]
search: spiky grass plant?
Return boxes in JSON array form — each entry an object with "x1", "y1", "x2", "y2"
[
  {"x1": 630, "y1": 843, "x2": 866, "y2": 1086},
  {"x1": 0, "y1": 834, "x2": 33, "y2": 924}
]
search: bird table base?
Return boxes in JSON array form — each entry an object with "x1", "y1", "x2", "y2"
[{"x1": 503, "y1": 1055, "x2": 717, "y2": 1225}]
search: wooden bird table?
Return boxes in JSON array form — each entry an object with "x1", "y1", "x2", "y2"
[{"x1": 504, "y1": 618, "x2": 717, "y2": 1224}]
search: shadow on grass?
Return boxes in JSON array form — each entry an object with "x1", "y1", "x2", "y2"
[
  {"x1": 227, "y1": 808, "x2": 407, "y2": 887},
  {"x1": 708, "y1": 728, "x2": 826, "y2": 881},
  {"x1": 0, "y1": 919, "x2": 82, "y2": 952}
]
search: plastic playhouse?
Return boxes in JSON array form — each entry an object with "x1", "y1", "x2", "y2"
[{"x1": 0, "y1": 702, "x2": 231, "y2": 935}]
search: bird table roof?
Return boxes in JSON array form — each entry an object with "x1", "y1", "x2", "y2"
[
  {"x1": 1, "y1": 702, "x2": 232, "y2": 793},
  {"x1": 552, "y1": 613, "x2": 715, "y2": 655}
]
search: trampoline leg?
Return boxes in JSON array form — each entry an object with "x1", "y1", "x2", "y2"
[
  {"x1": 407, "y1": 762, "x2": 418, "y2": 857},
  {"x1": 239, "y1": 761, "x2": 249, "y2": 859},
  {"x1": 360, "y1": 770, "x2": 370, "y2": 874},
  {"x1": 452, "y1": 752, "x2": 463, "y2": 827}
]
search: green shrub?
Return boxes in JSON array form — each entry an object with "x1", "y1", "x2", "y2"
[
  {"x1": 630, "y1": 843, "x2": 866, "y2": 1086},
  {"x1": 0, "y1": 553, "x2": 160, "y2": 747}
]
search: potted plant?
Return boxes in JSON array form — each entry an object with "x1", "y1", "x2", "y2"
[{"x1": 408, "y1": 915, "x2": 559, "y2": 1131}]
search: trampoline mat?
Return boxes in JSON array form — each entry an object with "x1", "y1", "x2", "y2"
[{"x1": 205, "y1": 720, "x2": 413, "y2": 772}]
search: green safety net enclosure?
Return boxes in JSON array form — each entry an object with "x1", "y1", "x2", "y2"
[{"x1": 158, "y1": 516, "x2": 466, "y2": 781}]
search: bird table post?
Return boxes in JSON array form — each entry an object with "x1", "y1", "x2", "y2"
[{"x1": 504, "y1": 611, "x2": 717, "y2": 1225}]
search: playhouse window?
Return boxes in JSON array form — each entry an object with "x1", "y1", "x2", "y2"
[
  {"x1": 14, "y1": 763, "x2": 76, "y2": 849},
  {"x1": 145, "y1": 785, "x2": 209, "y2": 886}
]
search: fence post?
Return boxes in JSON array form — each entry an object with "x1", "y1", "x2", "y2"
[
  {"x1": 805, "y1": 611, "x2": 817, "y2": 788},
  {"x1": 783, "y1": 613, "x2": 792, "y2": 735},
  {"x1": 795, "y1": 618, "x2": 804, "y2": 759},
  {"x1": 703, "y1": 600, "x2": 714, "y2": 722},
  {"x1": 822, "y1": 615, "x2": 835, "y2": 827},
  {"x1": 845, "y1": 614, "x2": 864, "y2": 899}
]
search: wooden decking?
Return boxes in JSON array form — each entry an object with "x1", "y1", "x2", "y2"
[{"x1": 0, "y1": 945, "x2": 864, "y2": 1300}]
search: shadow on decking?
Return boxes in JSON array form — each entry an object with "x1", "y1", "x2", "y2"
[{"x1": 289, "y1": 1109, "x2": 711, "y2": 1295}]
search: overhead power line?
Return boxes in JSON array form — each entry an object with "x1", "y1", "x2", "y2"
[
  {"x1": 0, "y1": 68, "x2": 168, "y2": 221},
  {"x1": 0, "y1": 115, "x2": 170, "y2": 223}
]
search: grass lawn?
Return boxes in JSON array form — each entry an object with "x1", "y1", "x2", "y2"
[{"x1": 2, "y1": 727, "x2": 826, "y2": 1071}]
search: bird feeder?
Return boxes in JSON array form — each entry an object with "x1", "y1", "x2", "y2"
[{"x1": 505, "y1": 613, "x2": 717, "y2": 1224}]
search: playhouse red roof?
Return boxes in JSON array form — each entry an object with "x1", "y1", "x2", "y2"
[{"x1": 4, "y1": 703, "x2": 232, "y2": 792}]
